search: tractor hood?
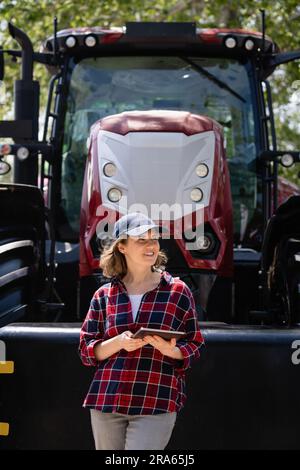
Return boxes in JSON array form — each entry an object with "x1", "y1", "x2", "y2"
[{"x1": 91, "y1": 110, "x2": 223, "y2": 219}]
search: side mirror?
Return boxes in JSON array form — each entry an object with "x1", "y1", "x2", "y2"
[
  {"x1": 265, "y1": 50, "x2": 300, "y2": 68},
  {"x1": 0, "y1": 46, "x2": 4, "y2": 81}
]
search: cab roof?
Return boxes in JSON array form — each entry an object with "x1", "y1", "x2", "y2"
[{"x1": 43, "y1": 23, "x2": 278, "y2": 55}]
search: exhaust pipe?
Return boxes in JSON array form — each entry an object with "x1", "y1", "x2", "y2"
[
  {"x1": 8, "y1": 22, "x2": 39, "y2": 185},
  {"x1": 8, "y1": 22, "x2": 34, "y2": 81}
]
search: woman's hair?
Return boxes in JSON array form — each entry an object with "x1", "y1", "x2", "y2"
[{"x1": 100, "y1": 238, "x2": 168, "y2": 278}]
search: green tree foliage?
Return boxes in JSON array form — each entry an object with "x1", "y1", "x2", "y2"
[{"x1": 0, "y1": 0, "x2": 300, "y2": 183}]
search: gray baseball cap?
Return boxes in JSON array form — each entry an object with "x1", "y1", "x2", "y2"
[{"x1": 112, "y1": 212, "x2": 165, "y2": 239}]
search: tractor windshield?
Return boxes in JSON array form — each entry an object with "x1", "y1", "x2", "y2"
[{"x1": 60, "y1": 56, "x2": 258, "y2": 247}]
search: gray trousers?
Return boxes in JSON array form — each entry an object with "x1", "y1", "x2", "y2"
[{"x1": 90, "y1": 409, "x2": 177, "y2": 450}]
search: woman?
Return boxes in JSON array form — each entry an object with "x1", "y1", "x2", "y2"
[{"x1": 79, "y1": 212, "x2": 204, "y2": 450}]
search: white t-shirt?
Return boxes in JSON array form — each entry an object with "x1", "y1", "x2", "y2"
[{"x1": 129, "y1": 294, "x2": 144, "y2": 321}]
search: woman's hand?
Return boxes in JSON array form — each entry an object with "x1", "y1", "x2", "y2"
[
  {"x1": 144, "y1": 335, "x2": 177, "y2": 356},
  {"x1": 117, "y1": 331, "x2": 145, "y2": 352}
]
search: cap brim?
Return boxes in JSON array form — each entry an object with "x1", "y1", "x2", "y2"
[{"x1": 126, "y1": 224, "x2": 168, "y2": 237}]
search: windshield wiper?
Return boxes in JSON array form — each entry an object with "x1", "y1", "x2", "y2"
[{"x1": 181, "y1": 57, "x2": 246, "y2": 103}]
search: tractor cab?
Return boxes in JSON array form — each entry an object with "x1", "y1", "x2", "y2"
[{"x1": 0, "y1": 21, "x2": 300, "y2": 326}]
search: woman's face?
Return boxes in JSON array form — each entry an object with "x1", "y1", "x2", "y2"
[{"x1": 118, "y1": 229, "x2": 160, "y2": 268}]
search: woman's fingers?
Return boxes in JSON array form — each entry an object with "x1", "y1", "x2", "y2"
[
  {"x1": 127, "y1": 336, "x2": 145, "y2": 350},
  {"x1": 124, "y1": 331, "x2": 133, "y2": 337},
  {"x1": 121, "y1": 332, "x2": 177, "y2": 352},
  {"x1": 153, "y1": 335, "x2": 164, "y2": 342}
]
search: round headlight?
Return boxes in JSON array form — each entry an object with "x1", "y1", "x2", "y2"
[
  {"x1": 190, "y1": 188, "x2": 203, "y2": 202},
  {"x1": 65, "y1": 36, "x2": 77, "y2": 48},
  {"x1": 0, "y1": 144, "x2": 11, "y2": 156},
  {"x1": 17, "y1": 146, "x2": 29, "y2": 161},
  {"x1": 196, "y1": 163, "x2": 209, "y2": 178},
  {"x1": 196, "y1": 235, "x2": 212, "y2": 251},
  {"x1": 281, "y1": 154, "x2": 294, "y2": 168},
  {"x1": 97, "y1": 233, "x2": 113, "y2": 250},
  {"x1": 0, "y1": 160, "x2": 11, "y2": 175},
  {"x1": 245, "y1": 39, "x2": 255, "y2": 51},
  {"x1": 225, "y1": 36, "x2": 237, "y2": 49},
  {"x1": 108, "y1": 188, "x2": 122, "y2": 202},
  {"x1": 84, "y1": 35, "x2": 97, "y2": 47},
  {"x1": 103, "y1": 162, "x2": 117, "y2": 177}
]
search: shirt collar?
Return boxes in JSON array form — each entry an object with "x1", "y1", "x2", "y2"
[{"x1": 110, "y1": 270, "x2": 173, "y2": 288}]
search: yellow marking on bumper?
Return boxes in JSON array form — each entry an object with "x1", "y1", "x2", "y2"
[
  {"x1": 0, "y1": 361, "x2": 14, "y2": 374},
  {"x1": 0, "y1": 360, "x2": 14, "y2": 436},
  {"x1": 0, "y1": 423, "x2": 9, "y2": 436}
]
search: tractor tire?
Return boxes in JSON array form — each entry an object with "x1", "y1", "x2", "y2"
[{"x1": 0, "y1": 184, "x2": 46, "y2": 327}]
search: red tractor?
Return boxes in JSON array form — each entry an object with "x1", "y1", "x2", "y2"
[
  {"x1": 0, "y1": 21, "x2": 300, "y2": 449},
  {"x1": 80, "y1": 109, "x2": 233, "y2": 321}
]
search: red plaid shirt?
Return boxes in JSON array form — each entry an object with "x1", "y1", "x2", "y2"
[{"x1": 79, "y1": 271, "x2": 204, "y2": 415}]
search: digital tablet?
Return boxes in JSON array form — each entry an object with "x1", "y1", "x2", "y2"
[{"x1": 132, "y1": 327, "x2": 186, "y2": 340}]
